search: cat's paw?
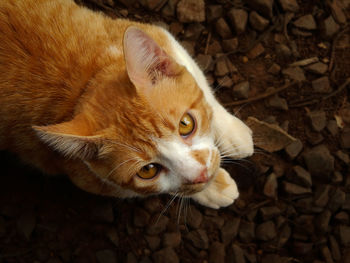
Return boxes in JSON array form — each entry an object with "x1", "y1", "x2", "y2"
[
  {"x1": 191, "y1": 168, "x2": 239, "y2": 209},
  {"x1": 213, "y1": 108, "x2": 254, "y2": 159}
]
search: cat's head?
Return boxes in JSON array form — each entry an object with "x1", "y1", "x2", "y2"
[{"x1": 33, "y1": 27, "x2": 251, "y2": 197}]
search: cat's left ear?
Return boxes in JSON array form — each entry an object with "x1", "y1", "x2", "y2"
[
  {"x1": 123, "y1": 26, "x2": 182, "y2": 93},
  {"x1": 32, "y1": 120, "x2": 101, "y2": 160}
]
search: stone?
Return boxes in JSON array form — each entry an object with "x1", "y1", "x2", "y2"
[
  {"x1": 216, "y1": 18, "x2": 232, "y2": 39},
  {"x1": 196, "y1": 54, "x2": 213, "y2": 72},
  {"x1": 260, "y1": 206, "x2": 281, "y2": 221},
  {"x1": 146, "y1": 215, "x2": 169, "y2": 235},
  {"x1": 161, "y1": 0, "x2": 178, "y2": 17},
  {"x1": 247, "y1": 0, "x2": 274, "y2": 18},
  {"x1": 17, "y1": 210, "x2": 36, "y2": 240},
  {"x1": 266, "y1": 95, "x2": 288, "y2": 110},
  {"x1": 308, "y1": 111, "x2": 327, "y2": 132},
  {"x1": 314, "y1": 184, "x2": 331, "y2": 207},
  {"x1": 206, "y1": 5, "x2": 223, "y2": 22},
  {"x1": 177, "y1": 0, "x2": 205, "y2": 23},
  {"x1": 278, "y1": 224, "x2": 292, "y2": 247},
  {"x1": 207, "y1": 40, "x2": 222, "y2": 55},
  {"x1": 126, "y1": 252, "x2": 137, "y2": 263},
  {"x1": 152, "y1": 247, "x2": 179, "y2": 263},
  {"x1": 303, "y1": 145, "x2": 334, "y2": 178},
  {"x1": 334, "y1": 211, "x2": 349, "y2": 224},
  {"x1": 312, "y1": 76, "x2": 332, "y2": 93},
  {"x1": 321, "y1": 246, "x2": 334, "y2": 263},
  {"x1": 227, "y1": 9, "x2": 248, "y2": 34},
  {"x1": 293, "y1": 14, "x2": 317, "y2": 30},
  {"x1": 305, "y1": 62, "x2": 328, "y2": 75},
  {"x1": 239, "y1": 221, "x2": 255, "y2": 243},
  {"x1": 282, "y1": 67, "x2": 306, "y2": 81},
  {"x1": 140, "y1": 0, "x2": 164, "y2": 10},
  {"x1": 134, "y1": 208, "x2": 151, "y2": 227},
  {"x1": 222, "y1": 38, "x2": 239, "y2": 52},
  {"x1": 145, "y1": 235, "x2": 161, "y2": 251},
  {"x1": 268, "y1": 63, "x2": 281, "y2": 75},
  {"x1": 340, "y1": 129, "x2": 350, "y2": 148},
  {"x1": 184, "y1": 23, "x2": 205, "y2": 40},
  {"x1": 289, "y1": 165, "x2": 312, "y2": 188},
  {"x1": 328, "y1": 188, "x2": 346, "y2": 212},
  {"x1": 262, "y1": 173, "x2": 277, "y2": 198},
  {"x1": 327, "y1": 120, "x2": 339, "y2": 136},
  {"x1": 96, "y1": 250, "x2": 117, "y2": 263},
  {"x1": 285, "y1": 139, "x2": 303, "y2": 159},
  {"x1": 246, "y1": 117, "x2": 297, "y2": 153},
  {"x1": 306, "y1": 128, "x2": 325, "y2": 145},
  {"x1": 293, "y1": 242, "x2": 314, "y2": 255},
  {"x1": 247, "y1": 43, "x2": 265, "y2": 59},
  {"x1": 209, "y1": 242, "x2": 225, "y2": 263},
  {"x1": 215, "y1": 57, "x2": 230, "y2": 77},
  {"x1": 329, "y1": 0, "x2": 347, "y2": 24},
  {"x1": 329, "y1": 235, "x2": 341, "y2": 261},
  {"x1": 163, "y1": 232, "x2": 181, "y2": 247},
  {"x1": 315, "y1": 209, "x2": 332, "y2": 233},
  {"x1": 332, "y1": 171, "x2": 343, "y2": 183},
  {"x1": 283, "y1": 181, "x2": 311, "y2": 195},
  {"x1": 230, "y1": 244, "x2": 246, "y2": 263},
  {"x1": 320, "y1": 16, "x2": 340, "y2": 39},
  {"x1": 143, "y1": 197, "x2": 162, "y2": 213},
  {"x1": 336, "y1": 150, "x2": 350, "y2": 164},
  {"x1": 221, "y1": 217, "x2": 240, "y2": 244},
  {"x1": 217, "y1": 76, "x2": 234, "y2": 88},
  {"x1": 186, "y1": 229, "x2": 209, "y2": 249},
  {"x1": 249, "y1": 11, "x2": 269, "y2": 31},
  {"x1": 181, "y1": 41, "x2": 195, "y2": 56},
  {"x1": 278, "y1": 0, "x2": 299, "y2": 12},
  {"x1": 276, "y1": 44, "x2": 292, "y2": 58},
  {"x1": 233, "y1": 81, "x2": 250, "y2": 99}
]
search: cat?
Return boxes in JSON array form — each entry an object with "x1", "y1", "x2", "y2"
[{"x1": 0, "y1": 0, "x2": 253, "y2": 209}]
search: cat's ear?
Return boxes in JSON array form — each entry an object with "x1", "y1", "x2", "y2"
[
  {"x1": 123, "y1": 26, "x2": 182, "y2": 92},
  {"x1": 32, "y1": 120, "x2": 100, "y2": 160}
]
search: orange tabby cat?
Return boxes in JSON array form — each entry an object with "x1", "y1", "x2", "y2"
[{"x1": 0, "y1": 0, "x2": 253, "y2": 208}]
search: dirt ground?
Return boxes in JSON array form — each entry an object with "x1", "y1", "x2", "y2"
[{"x1": 0, "y1": 0, "x2": 350, "y2": 262}]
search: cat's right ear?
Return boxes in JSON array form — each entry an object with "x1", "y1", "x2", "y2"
[{"x1": 123, "y1": 26, "x2": 182, "y2": 94}]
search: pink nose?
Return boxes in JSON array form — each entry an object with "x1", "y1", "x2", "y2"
[{"x1": 193, "y1": 168, "x2": 208, "y2": 184}]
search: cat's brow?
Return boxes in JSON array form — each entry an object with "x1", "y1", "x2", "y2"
[{"x1": 189, "y1": 90, "x2": 204, "y2": 109}]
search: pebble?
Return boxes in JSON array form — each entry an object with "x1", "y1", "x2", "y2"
[
  {"x1": 329, "y1": 0, "x2": 347, "y2": 24},
  {"x1": 312, "y1": 76, "x2": 332, "y2": 93},
  {"x1": 17, "y1": 209, "x2": 36, "y2": 240},
  {"x1": 266, "y1": 95, "x2": 288, "y2": 110},
  {"x1": 221, "y1": 217, "x2": 241, "y2": 244},
  {"x1": 215, "y1": 57, "x2": 230, "y2": 77},
  {"x1": 320, "y1": 15, "x2": 340, "y2": 39},
  {"x1": 293, "y1": 241, "x2": 314, "y2": 255},
  {"x1": 163, "y1": 232, "x2": 181, "y2": 247},
  {"x1": 336, "y1": 150, "x2": 350, "y2": 164},
  {"x1": 338, "y1": 225, "x2": 350, "y2": 246},
  {"x1": 186, "y1": 229, "x2": 209, "y2": 249},
  {"x1": 278, "y1": 224, "x2": 292, "y2": 247},
  {"x1": 247, "y1": 43, "x2": 265, "y2": 59},
  {"x1": 328, "y1": 188, "x2": 346, "y2": 212},
  {"x1": 314, "y1": 184, "x2": 331, "y2": 207},
  {"x1": 285, "y1": 139, "x2": 303, "y2": 159},
  {"x1": 305, "y1": 62, "x2": 328, "y2": 75},
  {"x1": 249, "y1": 11, "x2": 269, "y2": 31},
  {"x1": 260, "y1": 206, "x2": 281, "y2": 221},
  {"x1": 239, "y1": 221, "x2": 255, "y2": 243},
  {"x1": 209, "y1": 242, "x2": 225, "y2": 263},
  {"x1": 143, "y1": 197, "x2": 162, "y2": 213},
  {"x1": 334, "y1": 211, "x2": 349, "y2": 224},
  {"x1": 206, "y1": 5, "x2": 223, "y2": 22},
  {"x1": 140, "y1": 0, "x2": 164, "y2": 10},
  {"x1": 290, "y1": 165, "x2": 312, "y2": 188},
  {"x1": 177, "y1": 0, "x2": 205, "y2": 23},
  {"x1": 340, "y1": 129, "x2": 350, "y2": 148},
  {"x1": 293, "y1": 14, "x2": 317, "y2": 30},
  {"x1": 329, "y1": 235, "x2": 342, "y2": 261},
  {"x1": 217, "y1": 75, "x2": 233, "y2": 88},
  {"x1": 247, "y1": 0, "x2": 274, "y2": 18},
  {"x1": 126, "y1": 252, "x2": 137, "y2": 263},
  {"x1": 282, "y1": 67, "x2": 306, "y2": 81},
  {"x1": 145, "y1": 235, "x2": 161, "y2": 251},
  {"x1": 283, "y1": 181, "x2": 311, "y2": 195},
  {"x1": 152, "y1": 247, "x2": 179, "y2": 263},
  {"x1": 321, "y1": 246, "x2": 334, "y2": 263},
  {"x1": 332, "y1": 171, "x2": 343, "y2": 183},
  {"x1": 161, "y1": 0, "x2": 177, "y2": 17},
  {"x1": 256, "y1": 220, "x2": 277, "y2": 241},
  {"x1": 327, "y1": 120, "x2": 339, "y2": 136},
  {"x1": 215, "y1": 18, "x2": 232, "y2": 39},
  {"x1": 277, "y1": 0, "x2": 300, "y2": 12},
  {"x1": 308, "y1": 110, "x2": 327, "y2": 132},
  {"x1": 230, "y1": 244, "x2": 246, "y2": 263},
  {"x1": 134, "y1": 208, "x2": 151, "y2": 227},
  {"x1": 276, "y1": 44, "x2": 292, "y2": 58},
  {"x1": 263, "y1": 173, "x2": 278, "y2": 199},
  {"x1": 303, "y1": 145, "x2": 335, "y2": 178},
  {"x1": 306, "y1": 129, "x2": 325, "y2": 145},
  {"x1": 292, "y1": 28, "x2": 313, "y2": 37},
  {"x1": 227, "y1": 8, "x2": 248, "y2": 34},
  {"x1": 146, "y1": 215, "x2": 169, "y2": 235},
  {"x1": 222, "y1": 38, "x2": 239, "y2": 52},
  {"x1": 196, "y1": 54, "x2": 213, "y2": 72},
  {"x1": 290, "y1": 57, "x2": 319, "y2": 67},
  {"x1": 181, "y1": 40, "x2": 195, "y2": 56},
  {"x1": 268, "y1": 63, "x2": 281, "y2": 75},
  {"x1": 95, "y1": 250, "x2": 117, "y2": 263},
  {"x1": 184, "y1": 23, "x2": 205, "y2": 40},
  {"x1": 315, "y1": 209, "x2": 332, "y2": 233},
  {"x1": 233, "y1": 81, "x2": 250, "y2": 99}
]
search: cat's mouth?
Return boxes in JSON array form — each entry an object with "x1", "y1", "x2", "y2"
[{"x1": 178, "y1": 175, "x2": 215, "y2": 195}]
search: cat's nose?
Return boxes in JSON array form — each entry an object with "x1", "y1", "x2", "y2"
[{"x1": 193, "y1": 168, "x2": 208, "y2": 184}]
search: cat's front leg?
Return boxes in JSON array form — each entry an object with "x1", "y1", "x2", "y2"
[{"x1": 191, "y1": 168, "x2": 239, "y2": 209}]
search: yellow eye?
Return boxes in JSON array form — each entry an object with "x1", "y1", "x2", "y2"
[
  {"x1": 179, "y1": 113, "x2": 195, "y2": 137},
  {"x1": 137, "y1": 163, "x2": 160, "y2": 179}
]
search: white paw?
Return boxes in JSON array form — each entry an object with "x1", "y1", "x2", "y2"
[{"x1": 191, "y1": 168, "x2": 239, "y2": 209}]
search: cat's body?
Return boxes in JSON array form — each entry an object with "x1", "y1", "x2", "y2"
[{"x1": 0, "y1": 0, "x2": 253, "y2": 208}]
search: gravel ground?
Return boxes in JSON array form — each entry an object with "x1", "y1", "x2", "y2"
[{"x1": 0, "y1": 0, "x2": 350, "y2": 262}]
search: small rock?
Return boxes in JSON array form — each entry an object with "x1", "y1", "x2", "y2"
[
  {"x1": 306, "y1": 128, "x2": 325, "y2": 145},
  {"x1": 334, "y1": 211, "x2": 349, "y2": 224},
  {"x1": 184, "y1": 23, "x2": 205, "y2": 40},
  {"x1": 268, "y1": 63, "x2": 281, "y2": 75},
  {"x1": 215, "y1": 58, "x2": 230, "y2": 77},
  {"x1": 282, "y1": 67, "x2": 306, "y2": 81},
  {"x1": 196, "y1": 54, "x2": 213, "y2": 72},
  {"x1": 163, "y1": 232, "x2": 181, "y2": 247},
  {"x1": 36, "y1": 247, "x2": 50, "y2": 262},
  {"x1": 221, "y1": 217, "x2": 240, "y2": 244},
  {"x1": 290, "y1": 57, "x2": 319, "y2": 67},
  {"x1": 320, "y1": 16, "x2": 340, "y2": 39},
  {"x1": 227, "y1": 9, "x2": 248, "y2": 34},
  {"x1": 206, "y1": 40, "x2": 222, "y2": 55},
  {"x1": 247, "y1": 43, "x2": 265, "y2": 59},
  {"x1": 239, "y1": 221, "x2": 255, "y2": 243},
  {"x1": 327, "y1": 120, "x2": 339, "y2": 136},
  {"x1": 338, "y1": 225, "x2": 350, "y2": 246},
  {"x1": 329, "y1": 0, "x2": 347, "y2": 24},
  {"x1": 312, "y1": 76, "x2": 332, "y2": 93},
  {"x1": 143, "y1": 197, "x2": 162, "y2": 213},
  {"x1": 293, "y1": 242, "x2": 314, "y2": 255},
  {"x1": 305, "y1": 62, "x2": 328, "y2": 75},
  {"x1": 145, "y1": 235, "x2": 161, "y2": 251},
  {"x1": 340, "y1": 129, "x2": 350, "y2": 148},
  {"x1": 217, "y1": 75, "x2": 234, "y2": 88},
  {"x1": 209, "y1": 242, "x2": 225, "y2": 263},
  {"x1": 96, "y1": 250, "x2": 117, "y2": 263},
  {"x1": 186, "y1": 229, "x2": 209, "y2": 249},
  {"x1": 315, "y1": 209, "x2": 332, "y2": 233},
  {"x1": 314, "y1": 184, "x2": 331, "y2": 207},
  {"x1": 336, "y1": 150, "x2": 350, "y2": 164},
  {"x1": 266, "y1": 95, "x2": 288, "y2": 110},
  {"x1": 47, "y1": 258, "x2": 63, "y2": 263},
  {"x1": 276, "y1": 44, "x2": 292, "y2": 58},
  {"x1": 206, "y1": 5, "x2": 223, "y2": 22},
  {"x1": 332, "y1": 171, "x2": 343, "y2": 183},
  {"x1": 177, "y1": 0, "x2": 205, "y2": 23},
  {"x1": 277, "y1": 0, "x2": 299, "y2": 12},
  {"x1": 283, "y1": 181, "x2": 312, "y2": 195},
  {"x1": 292, "y1": 28, "x2": 314, "y2": 37},
  {"x1": 249, "y1": 11, "x2": 269, "y2": 31},
  {"x1": 278, "y1": 224, "x2": 292, "y2": 247},
  {"x1": 134, "y1": 208, "x2": 151, "y2": 227},
  {"x1": 293, "y1": 14, "x2": 317, "y2": 30},
  {"x1": 329, "y1": 235, "x2": 342, "y2": 261},
  {"x1": 289, "y1": 165, "x2": 312, "y2": 188},
  {"x1": 233, "y1": 81, "x2": 250, "y2": 99},
  {"x1": 303, "y1": 145, "x2": 335, "y2": 178},
  {"x1": 247, "y1": 0, "x2": 274, "y2": 18},
  {"x1": 106, "y1": 228, "x2": 119, "y2": 247},
  {"x1": 321, "y1": 246, "x2": 334, "y2": 263},
  {"x1": 328, "y1": 188, "x2": 346, "y2": 212},
  {"x1": 186, "y1": 205, "x2": 203, "y2": 229},
  {"x1": 169, "y1": 22, "x2": 183, "y2": 36},
  {"x1": 161, "y1": 0, "x2": 178, "y2": 17},
  {"x1": 222, "y1": 38, "x2": 239, "y2": 52},
  {"x1": 181, "y1": 40, "x2": 195, "y2": 56},
  {"x1": 285, "y1": 139, "x2": 303, "y2": 159},
  {"x1": 230, "y1": 244, "x2": 246, "y2": 263},
  {"x1": 246, "y1": 117, "x2": 297, "y2": 153},
  {"x1": 308, "y1": 111, "x2": 327, "y2": 132},
  {"x1": 17, "y1": 209, "x2": 36, "y2": 240},
  {"x1": 259, "y1": 206, "x2": 281, "y2": 221},
  {"x1": 152, "y1": 247, "x2": 179, "y2": 263},
  {"x1": 146, "y1": 215, "x2": 169, "y2": 235},
  {"x1": 216, "y1": 18, "x2": 232, "y2": 39},
  {"x1": 126, "y1": 252, "x2": 138, "y2": 263}
]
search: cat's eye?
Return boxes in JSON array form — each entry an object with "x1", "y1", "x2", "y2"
[
  {"x1": 137, "y1": 163, "x2": 161, "y2": 179},
  {"x1": 179, "y1": 113, "x2": 195, "y2": 137}
]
